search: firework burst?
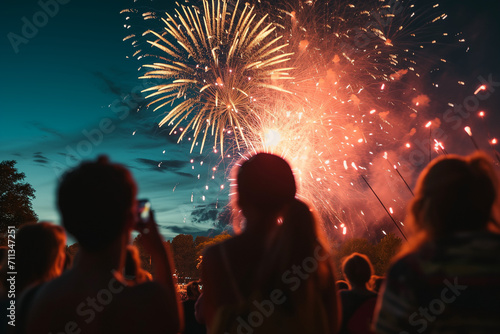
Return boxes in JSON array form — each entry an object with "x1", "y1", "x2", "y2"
[
  {"x1": 139, "y1": 0, "x2": 294, "y2": 153},
  {"x1": 123, "y1": 0, "x2": 460, "y2": 239}
]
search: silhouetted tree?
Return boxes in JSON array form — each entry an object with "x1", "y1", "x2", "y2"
[
  {"x1": 0, "y1": 160, "x2": 37, "y2": 232},
  {"x1": 195, "y1": 231, "x2": 232, "y2": 258},
  {"x1": 194, "y1": 235, "x2": 211, "y2": 247},
  {"x1": 133, "y1": 234, "x2": 152, "y2": 274},
  {"x1": 373, "y1": 233, "x2": 402, "y2": 274},
  {"x1": 172, "y1": 234, "x2": 197, "y2": 279},
  {"x1": 334, "y1": 235, "x2": 402, "y2": 277}
]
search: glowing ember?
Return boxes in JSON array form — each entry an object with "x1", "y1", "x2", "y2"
[{"x1": 474, "y1": 85, "x2": 487, "y2": 95}]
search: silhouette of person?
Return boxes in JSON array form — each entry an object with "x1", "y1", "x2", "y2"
[
  {"x1": 183, "y1": 281, "x2": 206, "y2": 334},
  {"x1": 2, "y1": 222, "x2": 67, "y2": 334},
  {"x1": 339, "y1": 253, "x2": 377, "y2": 334},
  {"x1": 16, "y1": 222, "x2": 67, "y2": 295},
  {"x1": 201, "y1": 153, "x2": 339, "y2": 333},
  {"x1": 374, "y1": 152, "x2": 500, "y2": 333},
  {"x1": 25, "y1": 156, "x2": 182, "y2": 334}
]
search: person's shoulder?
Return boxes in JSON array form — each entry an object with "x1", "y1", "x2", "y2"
[
  {"x1": 29, "y1": 271, "x2": 71, "y2": 308},
  {"x1": 383, "y1": 251, "x2": 426, "y2": 289},
  {"x1": 339, "y1": 289, "x2": 351, "y2": 298},
  {"x1": 25, "y1": 272, "x2": 77, "y2": 333}
]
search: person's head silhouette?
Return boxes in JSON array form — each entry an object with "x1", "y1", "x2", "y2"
[
  {"x1": 409, "y1": 152, "x2": 499, "y2": 238},
  {"x1": 233, "y1": 153, "x2": 296, "y2": 231},
  {"x1": 342, "y1": 253, "x2": 374, "y2": 290},
  {"x1": 57, "y1": 155, "x2": 137, "y2": 251}
]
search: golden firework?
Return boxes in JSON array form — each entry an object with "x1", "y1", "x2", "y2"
[{"x1": 140, "y1": 0, "x2": 294, "y2": 153}]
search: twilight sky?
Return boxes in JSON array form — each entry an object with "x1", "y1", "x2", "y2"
[{"x1": 1, "y1": 0, "x2": 499, "y2": 241}]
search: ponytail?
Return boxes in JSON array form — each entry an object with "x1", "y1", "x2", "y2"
[
  {"x1": 257, "y1": 198, "x2": 333, "y2": 297},
  {"x1": 280, "y1": 198, "x2": 326, "y2": 261}
]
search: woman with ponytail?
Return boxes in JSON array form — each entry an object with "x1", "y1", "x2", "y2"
[
  {"x1": 201, "y1": 153, "x2": 339, "y2": 333},
  {"x1": 375, "y1": 152, "x2": 500, "y2": 333}
]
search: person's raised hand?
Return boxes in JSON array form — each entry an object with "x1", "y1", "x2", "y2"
[{"x1": 135, "y1": 209, "x2": 164, "y2": 254}]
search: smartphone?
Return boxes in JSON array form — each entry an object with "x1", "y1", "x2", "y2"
[{"x1": 137, "y1": 199, "x2": 151, "y2": 224}]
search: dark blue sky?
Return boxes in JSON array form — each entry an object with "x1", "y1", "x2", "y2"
[
  {"x1": 1, "y1": 0, "x2": 499, "y2": 240},
  {"x1": 1, "y1": 0, "x2": 230, "y2": 240}
]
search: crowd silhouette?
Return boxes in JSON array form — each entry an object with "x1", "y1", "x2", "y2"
[{"x1": 0, "y1": 151, "x2": 499, "y2": 333}]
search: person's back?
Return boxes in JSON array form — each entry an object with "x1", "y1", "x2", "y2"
[
  {"x1": 202, "y1": 153, "x2": 339, "y2": 333},
  {"x1": 375, "y1": 152, "x2": 500, "y2": 333},
  {"x1": 202, "y1": 231, "x2": 268, "y2": 311},
  {"x1": 377, "y1": 231, "x2": 500, "y2": 333},
  {"x1": 25, "y1": 156, "x2": 181, "y2": 334},
  {"x1": 183, "y1": 281, "x2": 206, "y2": 334},
  {"x1": 204, "y1": 236, "x2": 336, "y2": 334},
  {"x1": 12, "y1": 222, "x2": 67, "y2": 334},
  {"x1": 339, "y1": 253, "x2": 377, "y2": 334},
  {"x1": 27, "y1": 267, "x2": 175, "y2": 333}
]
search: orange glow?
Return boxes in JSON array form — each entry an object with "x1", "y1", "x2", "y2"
[{"x1": 464, "y1": 126, "x2": 472, "y2": 136}]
